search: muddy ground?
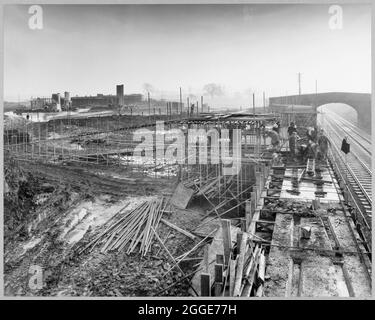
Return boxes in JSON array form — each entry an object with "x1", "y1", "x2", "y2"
[{"x1": 4, "y1": 154, "x2": 211, "y2": 297}]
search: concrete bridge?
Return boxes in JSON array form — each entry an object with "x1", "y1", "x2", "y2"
[{"x1": 269, "y1": 92, "x2": 371, "y2": 132}]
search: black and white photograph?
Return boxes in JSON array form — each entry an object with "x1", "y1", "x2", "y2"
[{"x1": 2, "y1": 2, "x2": 372, "y2": 298}]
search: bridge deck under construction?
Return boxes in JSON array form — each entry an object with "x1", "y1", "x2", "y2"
[
  {"x1": 189, "y1": 156, "x2": 371, "y2": 297},
  {"x1": 262, "y1": 161, "x2": 371, "y2": 297}
]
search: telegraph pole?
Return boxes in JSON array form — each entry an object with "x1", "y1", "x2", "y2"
[
  {"x1": 148, "y1": 92, "x2": 151, "y2": 118},
  {"x1": 263, "y1": 91, "x2": 266, "y2": 113},
  {"x1": 298, "y1": 72, "x2": 302, "y2": 95},
  {"x1": 252, "y1": 93, "x2": 255, "y2": 116},
  {"x1": 315, "y1": 79, "x2": 321, "y2": 126},
  {"x1": 179, "y1": 87, "x2": 182, "y2": 116},
  {"x1": 315, "y1": 79, "x2": 318, "y2": 109}
]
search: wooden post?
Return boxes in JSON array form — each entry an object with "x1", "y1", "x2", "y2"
[
  {"x1": 255, "y1": 186, "x2": 260, "y2": 202},
  {"x1": 258, "y1": 249, "x2": 266, "y2": 283},
  {"x1": 245, "y1": 200, "x2": 251, "y2": 231},
  {"x1": 233, "y1": 232, "x2": 247, "y2": 296},
  {"x1": 200, "y1": 273, "x2": 211, "y2": 296},
  {"x1": 216, "y1": 254, "x2": 224, "y2": 265},
  {"x1": 250, "y1": 191, "x2": 256, "y2": 215},
  {"x1": 214, "y1": 282, "x2": 223, "y2": 296},
  {"x1": 240, "y1": 218, "x2": 246, "y2": 232},
  {"x1": 214, "y1": 264, "x2": 223, "y2": 284},
  {"x1": 256, "y1": 172, "x2": 262, "y2": 190},
  {"x1": 214, "y1": 264, "x2": 224, "y2": 296},
  {"x1": 229, "y1": 258, "x2": 237, "y2": 296},
  {"x1": 250, "y1": 199, "x2": 256, "y2": 219},
  {"x1": 204, "y1": 244, "x2": 209, "y2": 273},
  {"x1": 221, "y1": 219, "x2": 232, "y2": 267},
  {"x1": 236, "y1": 232, "x2": 243, "y2": 255}
]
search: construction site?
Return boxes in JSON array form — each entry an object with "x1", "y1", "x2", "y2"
[{"x1": 3, "y1": 86, "x2": 372, "y2": 297}]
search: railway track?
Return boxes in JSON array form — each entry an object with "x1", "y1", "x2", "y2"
[
  {"x1": 322, "y1": 112, "x2": 371, "y2": 164},
  {"x1": 318, "y1": 112, "x2": 372, "y2": 246},
  {"x1": 326, "y1": 112, "x2": 371, "y2": 147}
]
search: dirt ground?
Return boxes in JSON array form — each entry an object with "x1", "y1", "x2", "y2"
[{"x1": 4, "y1": 155, "x2": 210, "y2": 297}]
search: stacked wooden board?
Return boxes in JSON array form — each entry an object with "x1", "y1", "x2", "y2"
[{"x1": 78, "y1": 197, "x2": 168, "y2": 255}]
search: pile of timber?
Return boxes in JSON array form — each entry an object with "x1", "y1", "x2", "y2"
[{"x1": 78, "y1": 198, "x2": 168, "y2": 255}]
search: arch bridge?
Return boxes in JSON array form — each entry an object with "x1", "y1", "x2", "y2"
[{"x1": 269, "y1": 92, "x2": 371, "y2": 133}]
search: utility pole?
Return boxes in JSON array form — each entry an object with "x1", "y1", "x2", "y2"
[
  {"x1": 252, "y1": 93, "x2": 255, "y2": 116},
  {"x1": 148, "y1": 92, "x2": 151, "y2": 117},
  {"x1": 315, "y1": 79, "x2": 318, "y2": 112},
  {"x1": 187, "y1": 97, "x2": 190, "y2": 117},
  {"x1": 263, "y1": 91, "x2": 266, "y2": 113},
  {"x1": 298, "y1": 72, "x2": 302, "y2": 95},
  {"x1": 201, "y1": 96, "x2": 203, "y2": 113},
  {"x1": 179, "y1": 87, "x2": 182, "y2": 116}
]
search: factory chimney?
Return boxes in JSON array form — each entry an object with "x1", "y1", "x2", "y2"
[
  {"x1": 52, "y1": 93, "x2": 62, "y2": 112},
  {"x1": 116, "y1": 84, "x2": 124, "y2": 106},
  {"x1": 64, "y1": 91, "x2": 71, "y2": 109}
]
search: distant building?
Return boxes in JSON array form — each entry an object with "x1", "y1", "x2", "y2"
[
  {"x1": 71, "y1": 94, "x2": 116, "y2": 107},
  {"x1": 30, "y1": 97, "x2": 53, "y2": 110},
  {"x1": 71, "y1": 93, "x2": 143, "y2": 108},
  {"x1": 31, "y1": 85, "x2": 143, "y2": 110}
]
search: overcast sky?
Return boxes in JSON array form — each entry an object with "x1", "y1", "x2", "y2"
[{"x1": 4, "y1": 4, "x2": 371, "y2": 107}]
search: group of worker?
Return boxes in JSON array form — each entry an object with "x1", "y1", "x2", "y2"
[
  {"x1": 265, "y1": 121, "x2": 330, "y2": 161},
  {"x1": 289, "y1": 122, "x2": 330, "y2": 161}
]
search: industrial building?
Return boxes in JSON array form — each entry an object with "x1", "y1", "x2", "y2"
[
  {"x1": 71, "y1": 93, "x2": 143, "y2": 108},
  {"x1": 29, "y1": 85, "x2": 144, "y2": 111}
]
